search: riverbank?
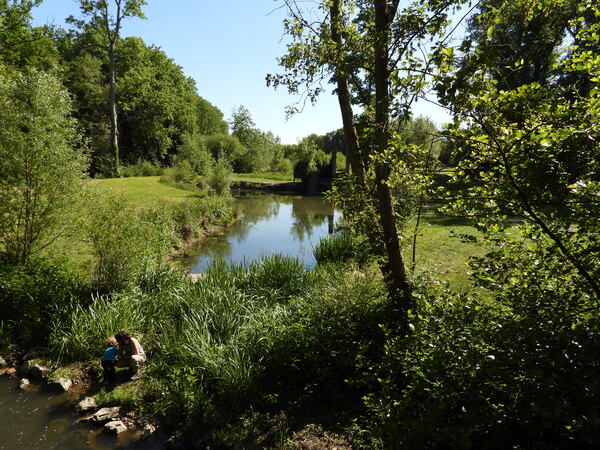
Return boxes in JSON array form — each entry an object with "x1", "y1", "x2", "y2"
[{"x1": 2, "y1": 256, "x2": 382, "y2": 448}]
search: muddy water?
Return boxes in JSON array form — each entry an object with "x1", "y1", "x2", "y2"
[{"x1": 0, "y1": 378, "x2": 157, "y2": 449}]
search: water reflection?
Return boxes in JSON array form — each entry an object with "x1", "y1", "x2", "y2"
[{"x1": 184, "y1": 194, "x2": 338, "y2": 273}]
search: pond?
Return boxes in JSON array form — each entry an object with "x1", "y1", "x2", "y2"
[{"x1": 179, "y1": 194, "x2": 339, "y2": 273}]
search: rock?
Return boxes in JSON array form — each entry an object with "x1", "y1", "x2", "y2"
[
  {"x1": 0, "y1": 356, "x2": 7, "y2": 367},
  {"x1": 91, "y1": 406, "x2": 121, "y2": 423},
  {"x1": 104, "y1": 420, "x2": 127, "y2": 435},
  {"x1": 48, "y1": 377, "x2": 72, "y2": 392},
  {"x1": 19, "y1": 378, "x2": 30, "y2": 390},
  {"x1": 75, "y1": 396, "x2": 97, "y2": 413},
  {"x1": 3, "y1": 367, "x2": 16, "y2": 378},
  {"x1": 143, "y1": 424, "x2": 156, "y2": 439},
  {"x1": 29, "y1": 364, "x2": 50, "y2": 382}
]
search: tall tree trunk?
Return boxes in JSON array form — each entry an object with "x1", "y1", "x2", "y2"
[
  {"x1": 374, "y1": 0, "x2": 411, "y2": 308},
  {"x1": 108, "y1": 41, "x2": 120, "y2": 176},
  {"x1": 330, "y1": 0, "x2": 365, "y2": 184}
]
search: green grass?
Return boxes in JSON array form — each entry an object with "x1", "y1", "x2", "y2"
[
  {"x1": 91, "y1": 176, "x2": 204, "y2": 208},
  {"x1": 406, "y1": 209, "x2": 488, "y2": 291},
  {"x1": 233, "y1": 172, "x2": 295, "y2": 183},
  {"x1": 45, "y1": 176, "x2": 232, "y2": 277}
]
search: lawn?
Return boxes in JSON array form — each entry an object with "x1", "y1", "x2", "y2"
[
  {"x1": 406, "y1": 209, "x2": 490, "y2": 291},
  {"x1": 91, "y1": 176, "x2": 204, "y2": 208},
  {"x1": 233, "y1": 172, "x2": 295, "y2": 183}
]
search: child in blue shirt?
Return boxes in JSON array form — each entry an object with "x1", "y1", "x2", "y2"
[{"x1": 101, "y1": 336, "x2": 119, "y2": 383}]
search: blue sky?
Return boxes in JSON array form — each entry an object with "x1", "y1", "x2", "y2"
[{"x1": 32, "y1": 1, "x2": 450, "y2": 144}]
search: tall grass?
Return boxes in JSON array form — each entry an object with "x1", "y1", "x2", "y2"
[
  {"x1": 48, "y1": 256, "x2": 389, "y2": 444},
  {"x1": 314, "y1": 230, "x2": 371, "y2": 266}
]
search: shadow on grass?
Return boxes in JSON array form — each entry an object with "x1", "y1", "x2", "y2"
[{"x1": 420, "y1": 210, "x2": 475, "y2": 227}]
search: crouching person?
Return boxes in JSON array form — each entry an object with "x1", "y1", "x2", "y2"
[
  {"x1": 115, "y1": 331, "x2": 146, "y2": 380},
  {"x1": 102, "y1": 336, "x2": 119, "y2": 383}
]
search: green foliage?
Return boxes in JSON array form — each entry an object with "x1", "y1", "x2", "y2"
[
  {"x1": 48, "y1": 257, "x2": 389, "y2": 445},
  {"x1": 95, "y1": 382, "x2": 143, "y2": 410},
  {"x1": 293, "y1": 143, "x2": 329, "y2": 181},
  {"x1": 49, "y1": 291, "x2": 146, "y2": 362},
  {"x1": 437, "y1": 1, "x2": 600, "y2": 299},
  {"x1": 207, "y1": 158, "x2": 233, "y2": 196},
  {"x1": 314, "y1": 230, "x2": 371, "y2": 267},
  {"x1": 167, "y1": 196, "x2": 234, "y2": 244},
  {"x1": 0, "y1": 0, "x2": 59, "y2": 70},
  {"x1": 365, "y1": 233, "x2": 600, "y2": 448},
  {"x1": 229, "y1": 105, "x2": 281, "y2": 173},
  {"x1": 0, "y1": 69, "x2": 88, "y2": 264},
  {"x1": 122, "y1": 160, "x2": 164, "y2": 177},
  {"x1": 161, "y1": 161, "x2": 201, "y2": 190},
  {"x1": 174, "y1": 132, "x2": 213, "y2": 177},
  {"x1": 0, "y1": 258, "x2": 90, "y2": 348},
  {"x1": 85, "y1": 193, "x2": 172, "y2": 293},
  {"x1": 195, "y1": 96, "x2": 228, "y2": 136},
  {"x1": 117, "y1": 37, "x2": 197, "y2": 164},
  {"x1": 203, "y1": 134, "x2": 245, "y2": 168}
]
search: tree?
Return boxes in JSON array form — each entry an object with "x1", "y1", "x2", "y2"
[
  {"x1": 196, "y1": 96, "x2": 228, "y2": 136},
  {"x1": 271, "y1": 0, "x2": 465, "y2": 316},
  {"x1": 116, "y1": 37, "x2": 197, "y2": 164},
  {"x1": 0, "y1": 0, "x2": 59, "y2": 70},
  {"x1": 229, "y1": 106, "x2": 280, "y2": 172},
  {"x1": 71, "y1": 0, "x2": 147, "y2": 176},
  {"x1": 436, "y1": 0, "x2": 600, "y2": 299},
  {"x1": 0, "y1": 69, "x2": 88, "y2": 264}
]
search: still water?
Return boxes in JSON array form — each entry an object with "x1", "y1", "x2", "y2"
[
  {"x1": 0, "y1": 378, "x2": 115, "y2": 449},
  {"x1": 1, "y1": 195, "x2": 335, "y2": 447},
  {"x1": 183, "y1": 194, "x2": 339, "y2": 273},
  {"x1": 0, "y1": 377, "x2": 164, "y2": 449}
]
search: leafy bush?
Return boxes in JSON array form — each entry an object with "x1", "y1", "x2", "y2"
[
  {"x1": 314, "y1": 230, "x2": 371, "y2": 266},
  {"x1": 86, "y1": 194, "x2": 172, "y2": 293},
  {"x1": 122, "y1": 160, "x2": 164, "y2": 177},
  {"x1": 168, "y1": 197, "x2": 234, "y2": 244},
  {"x1": 207, "y1": 158, "x2": 233, "y2": 196},
  {"x1": 161, "y1": 160, "x2": 199, "y2": 187},
  {"x1": 0, "y1": 258, "x2": 90, "y2": 348},
  {"x1": 174, "y1": 132, "x2": 213, "y2": 177},
  {"x1": 364, "y1": 239, "x2": 600, "y2": 449}
]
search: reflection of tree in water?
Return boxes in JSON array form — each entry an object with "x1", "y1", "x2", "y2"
[
  {"x1": 196, "y1": 234, "x2": 233, "y2": 260},
  {"x1": 290, "y1": 196, "x2": 335, "y2": 241},
  {"x1": 228, "y1": 195, "x2": 287, "y2": 241}
]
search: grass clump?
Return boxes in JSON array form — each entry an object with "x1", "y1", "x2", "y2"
[
  {"x1": 95, "y1": 382, "x2": 144, "y2": 410},
  {"x1": 47, "y1": 257, "x2": 388, "y2": 447}
]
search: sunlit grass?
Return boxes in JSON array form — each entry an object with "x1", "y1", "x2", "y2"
[
  {"x1": 233, "y1": 172, "x2": 295, "y2": 183},
  {"x1": 91, "y1": 176, "x2": 204, "y2": 208},
  {"x1": 406, "y1": 209, "x2": 488, "y2": 291}
]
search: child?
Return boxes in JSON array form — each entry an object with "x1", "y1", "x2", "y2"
[{"x1": 101, "y1": 336, "x2": 119, "y2": 383}]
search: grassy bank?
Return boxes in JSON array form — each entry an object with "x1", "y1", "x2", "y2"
[
  {"x1": 91, "y1": 176, "x2": 204, "y2": 208},
  {"x1": 47, "y1": 258, "x2": 389, "y2": 447}
]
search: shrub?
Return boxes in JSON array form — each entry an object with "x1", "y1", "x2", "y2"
[
  {"x1": 162, "y1": 160, "x2": 198, "y2": 186},
  {"x1": 0, "y1": 69, "x2": 88, "y2": 264},
  {"x1": 0, "y1": 258, "x2": 90, "y2": 348},
  {"x1": 168, "y1": 197, "x2": 234, "y2": 244},
  {"x1": 122, "y1": 160, "x2": 164, "y2": 177},
  {"x1": 86, "y1": 194, "x2": 172, "y2": 293},
  {"x1": 364, "y1": 240, "x2": 600, "y2": 449},
  {"x1": 207, "y1": 158, "x2": 233, "y2": 196},
  {"x1": 314, "y1": 230, "x2": 372, "y2": 266},
  {"x1": 174, "y1": 133, "x2": 213, "y2": 177}
]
